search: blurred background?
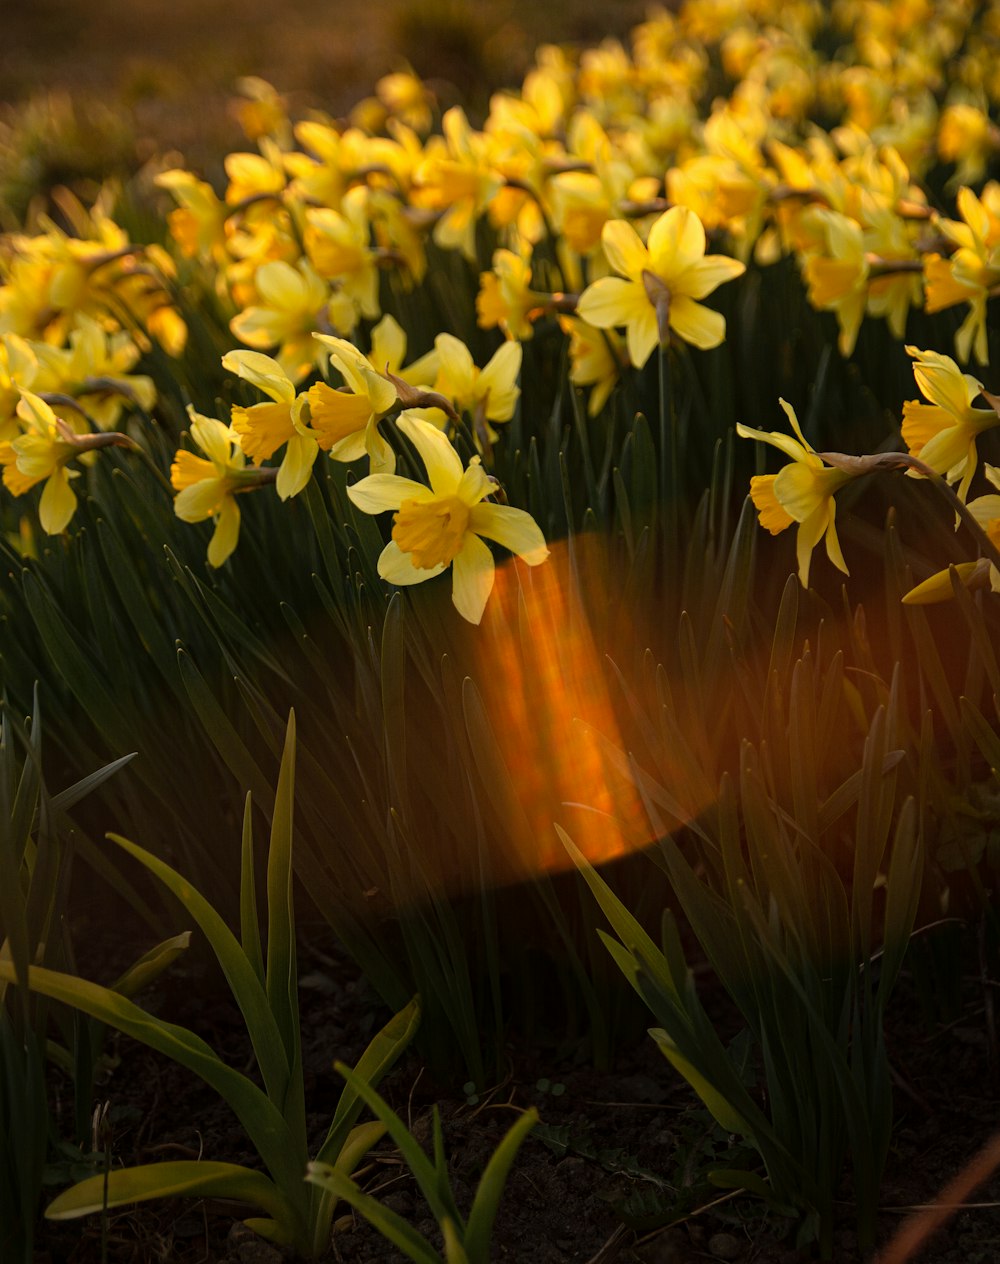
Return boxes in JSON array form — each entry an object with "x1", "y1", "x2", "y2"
[{"x1": 0, "y1": 0, "x2": 647, "y2": 220}]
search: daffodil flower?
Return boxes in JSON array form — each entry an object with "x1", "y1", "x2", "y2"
[
  {"x1": 903, "y1": 465, "x2": 1000, "y2": 603},
  {"x1": 900, "y1": 345, "x2": 1000, "y2": 502},
  {"x1": 0, "y1": 391, "x2": 81, "y2": 533},
  {"x1": 924, "y1": 185, "x2": 1000, "y2": 364},
  {"x1": 171, "y1": 408, "x2": 269, "y2": 567},
  {"x1": 559, "y1": 316, "x2": 625, "y2": 416},
  {"x1": 311, "y1": 334, "x2": 398, "y2": 473},
  {"x1": 577, "y1": 206, "x2": 745, "y2": 368},
  {"x1": 222, "y1": 349, "x2": 318, "y2": 500},
  {"x1": 431, "y1": 334, "x2": 522, "y2": 429},
  {"x1": 800, "y1": 208, "x2": 869, "y2": 358},
  {"x1": 347, "y1": 412, "x2": 549, "y2": 624},
  {"x1": 229, "y1": 259, "x2": 331, "y2": 383},
  {"x1": 738, "y1": 400, "x2": 858, "y2": 587}
]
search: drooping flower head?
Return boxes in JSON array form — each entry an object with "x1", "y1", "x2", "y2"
[{"x1": 738, "y1": 400, "x2": 859, "y2": 587}]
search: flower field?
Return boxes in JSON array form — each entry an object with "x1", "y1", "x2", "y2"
[{"x1": 3, "y1": 1, "x2": 1000, "y2": 1260}]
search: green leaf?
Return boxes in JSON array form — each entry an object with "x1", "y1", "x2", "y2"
[
  {"x1": 45, "y1": 1160, "x2": 295, "y2": 1226},
  {"x1": 318, "y1": 996, "x2": 420, "y2": 1166},
  {"x1": 306, "y1": 1163, "x2": 443, "y2": 1264},
  {"x1": 265, "y1": 712, "x2": 303, "y2": 1127},
  {"x1": 463, "y1": 1108, "x2": 538, "y2": 1262},
  {"x1": 332, "y1": 1062, "x2": 462, "y2": 1229},
  {"x1": 109, "y1": 932, "x2": 191, "y2": 998},
  {"x1": 0, "y1": 961, "x2": 302, "y2": 1199},
  {"x1": 49, "y1": 752, "x2": 137, "y2": 816},
  {"x1": 240, "y1": 792, "x2": 265, "y2": 985},
  {"x1": 104, "y1": 833, "x2": 290, "y2": 1108},
  {"x1": 176, "y1": 647, "x2": 274, "y2": 813}
]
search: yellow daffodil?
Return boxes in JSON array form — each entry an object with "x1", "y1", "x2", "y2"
[
  {"x1": 800, "y1": 208, "x2": 869, "y2": 357},
  {"x1": 0, "y1": 391, "x2": 81, "y2": 533},
  {"x1": 171, "y1": 408, "x2": 261, "y2": 567},
  {"x1": 576, "y1": 206, "x2": 745, "y2": 368},
  {"x1": 431, "y1": 334, "x2": 522, "y2": 429},
  {"x1": 31, "y1": 315, "x2": 156, "y2": 431},
  {"x1": 738, "y1": 399, "x2": 858, "y2": 587},
  {"x1": 476, "y1": 249, "x2": 539, "y2": 341},
  {"x1": 903, "y1": 465, "x2": 1000, "y2": 603},
  {"x1": 347, "y1": 412, "x2": 548, "y2": 624},
  {"x1": 0, "y1": 334, "x2": 37, "y2": 442},
  {"x1": 155, "y1": 169, "x2": 229, "y2": 265},
  {"x1": 900, "y1": 344, "x2": 1000, "y2": 501},
  {"x1": 229, "y1": 259, "x2": 332, "y2": 383},
  {"x1": 559, "y1": 316, "x2": 626, "y2": 416},
  {"x1": 304, "y1": 187, "x2": 381, "y2": 322},
  {"x1": 311, "y1": 334, "x2": 398, "y2": 471},
  {"x1": 222, "y1": 350, "x2": 318, "y2": 500},
  {"x1": 412, "y1": 108, "x2": 502, "y2": 261},
  {"x1": 924, "y1": 185, "x2": 1000, "y2": 364}
]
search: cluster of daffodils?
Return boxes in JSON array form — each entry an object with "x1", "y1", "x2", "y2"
[
  {"x1": 739, "y1": 344, "x2": 1000, "y2": 597},
  {"x1": 5, "y1": 0, "x2": 1000, "y2": 619},
  {"x1": 167, "y1": 323, "x2": 543, "y2": 621}
]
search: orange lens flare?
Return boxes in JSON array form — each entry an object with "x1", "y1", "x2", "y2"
[{"x1": 470, "y1": 536, "x2": 652, "y2": 884}]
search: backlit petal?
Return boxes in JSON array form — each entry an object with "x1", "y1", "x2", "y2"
[
  {"x1": 397, "y1": 412, "x2": 463, "y2": 493},
  {"x1": 348, "y1": 473, "x2": 432, "y2": 513},
  {"x1": 451, "y1": 531, "x2": 495, "y2": 623},
  {"x1": 647, "y1": 205, "x2": 705, "y2": 278},
  {"x1": 38, "y1": 468, "x2": 77, "y2": 534},
  {"x1": 378, "y1": 539, "x2": 446, "y2": 585},
  {"x1": 668, "y1": 295, "x2": 726, "y2": 350},
  {"x1": 207, "y1": 497, "x2": 240, "y2": 568},
  {"x1": 601, "y1": 219, "x2": 650, "y2": 281},
  {"x1": 469, "y1": 501, "x2": 549, "y2": 563}
]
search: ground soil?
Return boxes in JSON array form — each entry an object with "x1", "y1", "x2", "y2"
[{"x1": 30, "y1": 913, "x2": 1000, "y2": 1264}]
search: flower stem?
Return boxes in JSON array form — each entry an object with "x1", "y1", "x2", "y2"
[{"x1": 658, "y1": 343, "x2": 677, "y2": 557}]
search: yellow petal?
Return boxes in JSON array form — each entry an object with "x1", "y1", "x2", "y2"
[
  {"x1": 276, "y1": 433, "x2": 318, "y2": 500},
  {"x1": 647, "y1": 206, "x2": 705, "y2": 279},
  {"x1": 377, "y1": 538, "x2": 446, "y2": 584},
  {"x1": 207, "y1": 497, "x2": 241, "y2": 568},
  {"x1": 668, "y1": 295, "x2": 726, "y2": 350},
  {"x1": 222, "y1": 349, "x2": 296, "y2": 404},
  {"x1": 396, "y1": 412, "x2": 463, "y2": 494},
  {"x1": 451, "y1": 531, "x2": 495, "y2": 624},
  {"x1": 348, "y1": 473, "x2": 433, "y2": 514},
  {"x1": 38, "y1": 467, "x2": 77, "y2": 534},
  {"x1": 469, "y1": 501, "x2": 549, "y2": 564},
  {"x1": 600, "y1": 219, "x2": 649, "y2": 281}
]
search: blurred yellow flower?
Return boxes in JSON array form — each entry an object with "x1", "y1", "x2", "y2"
[
  {"x1": 559, "y1": 316, "x2": 625, "y2": 416},
  {"x1": 900, "y1": 344, "x2": 1000, "y2": 501},
  {"x1": 170, "y1": 408, "x2": 252, "y2": 568},
  {"x1": 230, "y1": 259, "x2": 333, "y2": 384},
  {"x1": 800, "y1": 208, "x2": 868, "y2": 357},
  {"x1": 577, "y1": 206, "x2": 745, "y2": 368},
  {"x1": 0, "y1": 391, "x2": 80, "y2": 534}
]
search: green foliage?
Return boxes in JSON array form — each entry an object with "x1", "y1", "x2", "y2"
[
  {"x1": 561, "y1": 593, "x2": 936, "y2": 1255},
  {"x1": 0, "y1": 713, "x2": 421, "y2": 1258},
  {"x1": 0, "y1": 691, "x2": 136, "y2": 1262},
  {"x1": 307, "y1": 1064, "x2": 538, "y2": 1264}
]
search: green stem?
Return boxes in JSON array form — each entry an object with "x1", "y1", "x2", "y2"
[{"x1": 659, "y1": 343, "x2": 677, "y2": 562}]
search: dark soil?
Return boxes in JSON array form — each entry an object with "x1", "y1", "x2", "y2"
[{"x1": 30, "y1": 914, "x2": 1000, "y2": 1264}]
